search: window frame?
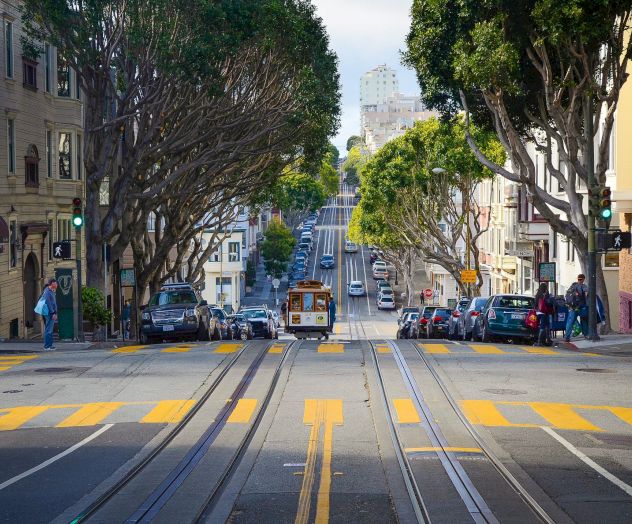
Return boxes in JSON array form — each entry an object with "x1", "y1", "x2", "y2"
[
  {"x1": 46, "y1": 129, "x2": 53, "y2": 178},
  {"x1": 56, "y1": 52, "x2": 71, "y2": 97},
  {"x1": 9, "y1": 219, "x2": 17, "y2": 268},
  {"x1": 22, "y1": 57, "x2": 37, "y2": 90},
  {"x1": 228, "y1": 241, "x2": 240, "y2": 262},
  {"x1": 24, "y1": 145, "x2": 39, "y2": 188},
  {"x1": 58, "y1": 131, "x2": 72, "y2": 179},
  {"x1": 5, "y1": 20, "x2": 13, "y2": 79},
  {"x1": 7, "y1": 118, "x2": 15, "y2": 174},
  {"x1": 44, "y1": 44, "x2": 51, "y2": 93}
]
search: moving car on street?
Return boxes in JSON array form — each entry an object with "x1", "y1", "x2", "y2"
[
  {"x1": 377, "y1": 295, "x2": 395, "y2": 310},
  {"x1": 473, "y1": 295, "x2": 536, "y2": 343},
  {"x1": 344, "y1": 240, "x2": 358, "y2": 253},
  {"x1": 347, "y1": 281, "x2": 366, "y2": 296},
  {"x1": 227, "y1": 313, "x2": 253, "y2": 340},
  {"x1": 320, "y1": 254, "x2": 335, "y2": 269},
  {"x1": 241, "y1": 307, "x2": 278, "y2": 339}
]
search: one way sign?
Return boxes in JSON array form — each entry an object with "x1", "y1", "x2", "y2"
[{"x1": 598, "y1": 230, "x2": 631, "y2": 252}]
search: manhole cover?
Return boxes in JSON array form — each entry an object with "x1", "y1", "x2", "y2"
[
  {"x1": 576, "y1": 368, "x2": 616, "y2": 373},
  {"x1": 2, "y1": 390, "x2": 22, "y2": 394},
  {"x1": 483, "y1": 388, "x2": 528, "y2": 396},
  {"x1": 34, "y1": 367, "x2": 75, "y2": 373}
]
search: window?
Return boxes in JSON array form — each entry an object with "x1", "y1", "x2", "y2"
[
  {"x1": 524, "y1": 267, "x2": 532, "y2": 293},
  {"x1": 228, "y1": 241, "x2": 240, "y2": 262},
  {"x1": 75, "y1": 69, "x2": 80, "y2": 99},
  {"x1": 76, "y1": 134, "x2": 82, "y2": 180},
  {"x1": 58, "y1": 132, "x2": 72, "y2": 179},
  {"x1": 46, "y1": 130, "x2": 52, "y2": 177},
  {"x1": 56, "y1": 218, "x2": 71, "y2": 242},
  {"x1": 9, "y1": 220, "x2": 17, "y2": 268},
  {"x1": 24, "y1": 144, "x2": 39, "y2": 188},
  {"x1": 7, "y1": 118, "x2": 15, "y2": 174},
  {"x1": 552, "y1": 231, "x2": 557, "y2": 259},
  {"x1": 44, "y1": 44, "x2": 51, "y2": 92},
  {"x1": 5, "y1": 21, "x2": 13, "y2": 78},
  {"x1": 48, "y1": 219, "x2": 53, "y2": 261},
  {"x1": 99, "y1": 176, "x2": 109, "y2": 204},
  {"x1": 57, "y1": 53, "x2": 70, "y2": 97},
  {"x1": 566, "y1": 238, "x2": 571, "y2": 261},
  {"x1": 22, "y1": 57, "x2": 37, "y2": 89},
  {"x1": 147, "y1": 212, "x2": 156, "y2": 232},
  {"x1": 212, "y1": 244, "x2": 222, "y2": 262}
]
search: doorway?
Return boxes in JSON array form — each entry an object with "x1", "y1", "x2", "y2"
[{"x1": 24, "y1": 252, "x2": 41, "y2": 334}]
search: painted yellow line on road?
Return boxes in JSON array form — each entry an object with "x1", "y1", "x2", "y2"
[
  {"x1": 0, "y1": 406, "x2": 49, "y2": 431},
  {"x1": 57, "y1": 402, "x2": 124, "y2": 428},
  {"x1": 141, "y1": 399, "x2": 196, "y2": 424},
  {"x1": 609, "y1": 407, "x2": 632, "y2": 426},
  {"x1": 469, "y1": 344, "x2": 505, "y2": 354},
  {"x1": 519, "y1": 346, "x2": 558, "y2": 355},
  {"x1": 112, "y1": 345, "x2": 147, "y2": 353},
  {"x1": 420, "y1": 343, "x2": 451, "y2": 354},
  {"x1": 375, "y1": 344, "x2": 391, "y2": 353},
  {"x1": 227, "y1": 399, "x2": 258, "y2": 424},
  {"x1": 337, "y1": 194, "x2": 343, "y2": 314},
  {"x1": 393, "y1": 399, "x2": 421, "y2": 424},
  {"x1": 269, "y1": 344, "x2": 285, "y2": 354},
  {"x1": 214, "y1": 343, "x2": 242, "y2": 354},
  {"x1": 0, "y1": 355, "x2": 37, "y2": 361},
  {"x1": 296, "y1": 399, "x2": 344, "y2": 524},
  {"x1": 529, "y1": 402, "x2": 602, "y2": 432},
  {"x1": 460, "y1": 400, "x2": 537, "y2": 428},
  {"x1": 318, "y1": 343, "x2": 344, "y2": 353},
  {"x1": 406, "y1": 447, "x2": 482, "y2": 454},
  {"x1": 161, "y1": 345, "x2": 195, "y2": 353}
]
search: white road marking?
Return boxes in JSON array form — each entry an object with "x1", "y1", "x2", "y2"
[
  {"x1": 0, "y1": 424, "x2": 114, "y2": 491},
  {"x1": 542, "y1": 426, "x2": 632, "y2": 497}
]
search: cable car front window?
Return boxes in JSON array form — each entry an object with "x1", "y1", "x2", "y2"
[{"x1": 303, "y1": 292, "x2": 314, "y2": 311}]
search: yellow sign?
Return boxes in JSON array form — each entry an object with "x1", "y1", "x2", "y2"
[
  {"x1": 461, "y1": 269, "x2": 477, "y2": 284},
  {"x1": 315, "y1": 314, "x2": 326, "y2": 325}
]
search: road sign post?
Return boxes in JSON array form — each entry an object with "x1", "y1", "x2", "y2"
[
  {"x1": 460, "y1": 269, "x2": 477, "y2": 284},
  {"x1": 272, "y1": 278, "x2": 280, "y2": 306}
]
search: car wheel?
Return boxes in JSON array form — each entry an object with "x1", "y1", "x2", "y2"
[
  {"x1": 140, "y1": 332, "x2": 151, "y2": 345},
  {"x1": 240, "y1": 331, "x2": 249, "y2": 341},
  {"x1": 481, "y1": 323, "x2": 491, "y2": 343},
  {"x1": 212, "y1": 328, "x2": 221, "y2": 341}
]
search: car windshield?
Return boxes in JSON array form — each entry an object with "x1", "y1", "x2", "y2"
[
  {"x1": 322, "y1": 255, "x2": 333, "y2": 261},
  {"x1": 242, "y1": 309, "x2": 267, "y2": 319},
  {"x1": 149, "y1": 291, "x2": 197, "y2": 306},
  {"x1": 380, "y1": 297, "x2": 393, "y2": 303},
  {"x1": 494, "y1": 296, "x2": 535, "y2": 309},
  {"x1": 435, "y1": 309, "x2": 452, "y2": 318}
]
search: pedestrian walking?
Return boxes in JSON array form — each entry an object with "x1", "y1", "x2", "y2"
[
  {"x1": 122, "y1": 299, "x2": 131, "y2": 340},
  {"x1": 328, "y1": 296, "x2": 336, "y2": 330},
  {"x1": 41, "y1": 278, "x2": 58, "y2": 351},
  {"x1": 564, "y1": 274, "x2": 588, "y2": 342},
  {"x1": 534, "y1": 282, "x2": 554, "y2": 346}
]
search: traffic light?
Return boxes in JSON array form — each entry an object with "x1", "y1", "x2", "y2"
[
  {"x1": 599, "y1": 187, "x2": 612, "y2": 227},
  {"x1": 72, "y1": 197, "x2": 83, "y2": 228},
  {"x1": 588, "y1": 184, "x2": 601, "y2": 217}
]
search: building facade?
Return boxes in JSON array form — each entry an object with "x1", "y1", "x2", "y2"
[{"x1": 0, "y1": 2, "x2": 84, "y2": 340}]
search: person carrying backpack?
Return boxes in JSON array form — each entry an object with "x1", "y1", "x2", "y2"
[
  {"x1": 565, "y1": 274, "x2": 588, "y2": 342},
  {"x1": 534, "y1": 282, "x2": 554, "y2": 346},
  {"x1": 36, "y1": 278, "x2": 58, "y2": 351}
]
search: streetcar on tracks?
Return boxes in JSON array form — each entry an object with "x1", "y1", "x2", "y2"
[{"x1": 285, "y1": 280, "x2": 333, "y2": 340}]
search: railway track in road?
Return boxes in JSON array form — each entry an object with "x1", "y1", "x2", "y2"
[
  {"x1": 369, "y1": 339, "x2": 555, "y2": 524},
  {"x1": 72, "y1": 340, "x2": 297, "y2": 524}
]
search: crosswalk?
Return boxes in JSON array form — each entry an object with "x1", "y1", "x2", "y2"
[
  {"x1": 461, "y1": 399, "x2": 632, "y2": 434},
  {"x1": 0, "y1": 354, "x2": 38, "y2": 372},
  {"x1": 418, "y1": 343, "x2": 599, "y2": 357}
]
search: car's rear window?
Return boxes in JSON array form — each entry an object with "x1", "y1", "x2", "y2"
[
  {"x1": 435, "y1": 309, "x2": 452, "y2": 317},
  {"x1": 149, "y1": 291, "x2": 197, "y2": 306},
  {"x1": 493, "y1": 296, "x2": 535, "y2": 309},
  {"x1": 381, "y1": 297, "x2": 393, "y2": 302},
  {"x1": 422, "y1": 308, "x2": 436, "y2": 318},
  {"x1": 242, "y1": 310, "x2": 267, "y2": 319},
  {"x1": 322, "y1": 255, "x2": 333, "y2": 260},
  {"x1": 350, "y1": 283, "x2": 363, "y2": 288}
]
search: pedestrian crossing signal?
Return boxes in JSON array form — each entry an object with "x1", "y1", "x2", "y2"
[{"x1": 72, "y1": 197, "x2": 83, "y2": 228}]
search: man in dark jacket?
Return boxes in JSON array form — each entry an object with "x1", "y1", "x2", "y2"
[
  {"x1": 328, "y1": 297, "x2": 336, "y2": 330},
  {"x1": 43, "y1": 278, "x2": 58, "y2": 351},
  {"x1": 565, "y1": 274, "x2": 588, "y2": 342}
]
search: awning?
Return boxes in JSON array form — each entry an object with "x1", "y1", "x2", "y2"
[{"x1": 0, "y1": 217, "x2": 9, "y2": 243}]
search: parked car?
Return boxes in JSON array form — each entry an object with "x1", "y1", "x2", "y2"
[
  {"x1": 320, "y1": 254, "x2": 335, "y2": 269},
  {"x1": 298, "y1": 242, "x2": 311, "y2": 253},
  {"x1": 370, "y1": 251, "x2": 380, "y2": 264},
  {"x1": 397, "y1": 312, "x2": 419, "y2": 339},
  {"x1": 372, "y1": 266, "x2": 389, "y2": 280},
  {"x1": 140, "y1": 283, "x2": 211, "y2": 344},
  {"x1": 473, "y1": 295, "x2": 537, "y2": 343},
  {"x1": 410, "y1": 306, "x2": 437, "y2": 339},
  {"x1": 241, "y1": 307, "x2": 278, "y2": 339},
  {"x1": 398, "y1": 306, "x2": 420, "y2": 325},
  {"x1": 377, "y1": 287, "x2": 394, "y2": 299},
  {"x1": 293, "y1": 271, "x2": 306, "y2": 281},
  {"x1": 459, "y1": 297, "x2": 489, "y2": 341},
  {"x1": 447, "y1": 299, "x2": 470, "y2": 339},
  {"x1": 210, "y1": 306, "x2": 232, "y2": 340},
  {"x1": 427, "y1": 308, "x2": 452, "y2": 339},
  {"x1": 227, "y1": 314, "x2": 253, "y2": 340},
  {"x1": 348, "y1": 281, "x2": 366, "y2": 296},
  {"x1": 344, "y1": 241, "x2": 358, "y2": 253},
  {"x1": 377, "y1": 295, "x2": 396, "y2": 310}
]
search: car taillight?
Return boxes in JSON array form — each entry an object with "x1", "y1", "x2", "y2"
[
  {"x1": 420, "y1": 318, "x2": 428, "y2": 324},
  {"x1": 471, "y1": 311, "x2": 480, "y2": 316},
  {"x1": 433, "y1": 316, "x2": 442, "y2": 322},
  {"x1": 487, "y1": 309, "x2": 496, "y2": 320},
  {"x1": 452, "y1": 311, "x2": 460, "y2": 317}
]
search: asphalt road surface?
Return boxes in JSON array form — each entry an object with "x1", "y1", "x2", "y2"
[{"x1": 1, "y1": 186, "x2": 631, "y2": 523}]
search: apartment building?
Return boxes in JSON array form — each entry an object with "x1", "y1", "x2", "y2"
[{"x1": 0, "y1": 2, "x2": 84, "y2": 340}]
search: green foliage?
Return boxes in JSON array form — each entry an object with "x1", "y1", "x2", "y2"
[
  {"x1": 82, "y1": 286, "x2": 112, "y2": 328},
  {"x1": 320, "y1": 161, "x2": 339, "y2": 196},
  {"x1": 342, "y1": 146, "x2": 368, "y2": 186},
  {"x1": 261, "y1": 218, "x2": 296, "y2": 278},
  {"x1": 269, "y1": 170, "x2": 327, "y2": 214},
  {"x1": 327, "y1": 143, "x2": 340, "y2": 168},
  {"x1": 346, "y1": 135, "x2": 362, "y2": 151},
  {"x1": 245, "y1": 259, "x2": 257, "y2": 288}
]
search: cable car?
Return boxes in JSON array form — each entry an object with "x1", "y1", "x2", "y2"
[{"x1": 285, "y1": 280, "x2": 333, "y2": 339}]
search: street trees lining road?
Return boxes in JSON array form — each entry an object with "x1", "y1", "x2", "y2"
[
  {"x1": 405, "y1": 0, "x2": 632, "y2": 327},
  {"x1": 22, "y1": 0, "x2": 340, "y2": 297},
  {"x1": 260, "y1": 218, "x2": 296, "y2": 279}
]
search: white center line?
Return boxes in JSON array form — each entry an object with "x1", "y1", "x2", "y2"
[{"x1": 0, "y1": 424, "x2": 114, "y2": 491}]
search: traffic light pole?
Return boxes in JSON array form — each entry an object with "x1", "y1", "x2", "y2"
[
  {"x1": 584, "y1": 94, "x2": 599, "y2": 341},
  {"x1": 75, "y1": 226, "x2": 84, "y2": 342}
]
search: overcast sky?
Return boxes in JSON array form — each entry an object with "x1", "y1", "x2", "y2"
[{"x1": 312, "y1": 0, "x2": 418, "y2": 155}]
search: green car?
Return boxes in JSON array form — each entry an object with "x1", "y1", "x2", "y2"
[{"x1": 474, "y1": 294, "x2": 536, "y2": 343}]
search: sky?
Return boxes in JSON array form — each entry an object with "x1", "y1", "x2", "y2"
[{"x1": 311, "y1": 0, "x2": 419, "y2": 155}]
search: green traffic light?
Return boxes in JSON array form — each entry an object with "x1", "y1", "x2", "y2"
[
  {"x1": 73, "y1": 216, "x2": 83, "y2": 227},
  {"x1": 600, "y1": 209, "x2": 612, "y2": 220}
]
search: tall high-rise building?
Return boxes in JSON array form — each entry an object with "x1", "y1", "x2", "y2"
[{"x1": 360, "y1": 65, "x2": 399, "y2": 129}]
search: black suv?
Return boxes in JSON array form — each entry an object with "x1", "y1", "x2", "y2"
[
  {"x1": 240, "y1": 307, "x2": 278, "y2": 339},
  {"x1": 140, "y1": 283, "x2": 210, "y2": 344}
]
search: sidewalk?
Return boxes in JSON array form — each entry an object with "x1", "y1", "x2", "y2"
[
  {"x1": 241, "y1": 259, "x2": 285, "y2": 311},
  {"x1": 561, "y1": 333, "x2": 632, "y2": 355},
  {"x1": 0, "y1": 341, "x2": 94, "y2": 353}
]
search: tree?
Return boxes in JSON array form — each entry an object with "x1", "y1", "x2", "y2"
[
  {"x1": 342, "y1": 145, "x2": 368, "y2": 186},
  {"x1": 346, "y1": 135, "x2": 362, "y2": 151},
  {"x1": 404, "y1": 1, "x2": 632, "y2": 328},
  {"x1": 320, "y1": 160, "x2": 339, "y2": 196},
  {"x1": 82, "y1": 287, "x2": 112, "y2": 341},
  {"x1": 261, "y1": 219, "x2": 296, "y2": 278},
  {"x1": 327, "y1": 143, "x2": 340, "y2": 168}
]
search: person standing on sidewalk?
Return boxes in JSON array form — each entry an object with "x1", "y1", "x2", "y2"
[
  {"x1": 43, "y1": 278, "x2": 58, "y2": 351},
  {"x1": 328, "y1": 297, "x2": 336, "y2": 330},
  {"x1": 534, "y1": 282, "x2": 554, "y2": 346},
  {"x1": 280, "y1": 300, "x2": 288, "y2": 328},
  {"x1": 565, "y1": 274, "x2": 588, "y2": 342}
]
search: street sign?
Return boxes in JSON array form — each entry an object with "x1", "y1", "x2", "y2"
[
  {"x1": 423, "y1": 288, "x2": 433, "y2": 298},
  {"x1": 272, "y1": 278, "x2": 280, "y2": 289},
  {"x1": 52, "y1": 241, "x2": 71, "y2": 259},
  {"x1": 539, "y1": 262, "x2": 556, "y2": 282},
  {"x1": 597, "y1": 229, "x2": 630, "y2": 252},
  {"x1": 506, "y1": 249, "x2": 533, "y2": 257},
  {"x1": 460, "y1": 269, "x2": 477, "y2": 284}
]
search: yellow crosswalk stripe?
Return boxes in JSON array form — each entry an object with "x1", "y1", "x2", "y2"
[
  {"x1": 609, "y1": 407, "x2": 632, "y2": 426},
  {"x1": 529, "y1": 402, "x2": 602, "y2": 432},
  {"x1": 519, "y1": 346, "x2": 558, "y2": 355},
  {"x1": 420, "y1": 344, "x2": 451, "y2": 354},
  {"x1": 162, "y1": 346, "x2": 193, "y2": 353},
  {"x1": 57, "y1": 402, "x2": 125, "y2": 428},
  {"x1": 375, "y1": 344, "x2": 391, "y2": 353},
  {"x1": 393, "y1": 399, "x2": 421, "y2": 424},
  {"x1": 112, "y1": 345, "x2": 147, "y2": 353},
  {"x1": 141, "y1": 400, "x2": 196, "y2": 424},
  {"x1": 0, "y1": 406, "x2": 50, "y2": 431},
  {"x1": 227, "y1": 399, "x2": 257, "y2": 423},
  {"x1": 269, "y1": 344, "x2": 285, "y2": 354},
  {"x1": 460, "y1": 400, "x2": 536, "y2": 428},
  {"x1": 318, "y1": 343, "x2": 344, "y2": 353},
  {"x1": 469, "y1": 344, "x2": 505, "y2": 354},
  {"x1": 0, "y1": 354, "x2": 38, "y2": 372},
  {"x1": 214, "y1": 343, "x2": 242, "y2": 354}
]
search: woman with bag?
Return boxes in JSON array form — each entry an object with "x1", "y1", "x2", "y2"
[
  {"x1": 534, "y1": 282, "x2": 554, "y2": 346},
  {"x1": 35, "y1": 278, "x2": 58, "y2": 351}
]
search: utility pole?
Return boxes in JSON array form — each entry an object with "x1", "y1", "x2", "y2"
[{"x1": 584, "y1": 93, "x2": 599, "y2": 341}]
